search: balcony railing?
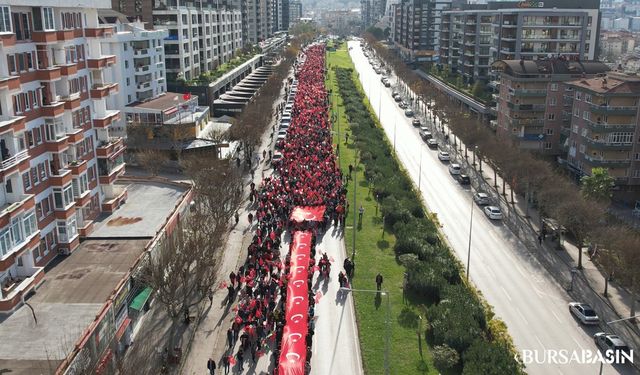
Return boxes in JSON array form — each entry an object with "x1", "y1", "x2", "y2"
[
  {"x1": 585, "y1": 120, "x2": 637, "y2": 132},
  {"x1": 583, "y1": 138, "x2": 633, "y2": 150},
  {"x1": 583, "y1": 155, "x2": 631, "y2": 167},
  {"x1": 588, "y1": 103, "x2": 638, "y2": 115},
  {"x1": 0, "y1": 149, "x2": 29, "y2": 171}
]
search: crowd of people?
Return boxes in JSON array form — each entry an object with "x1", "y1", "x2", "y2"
[{"x1": 220, "y1": 44, "x2": 344, "y2": 374}]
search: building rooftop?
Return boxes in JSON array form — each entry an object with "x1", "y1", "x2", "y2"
[
  {"x1": 127, "y1": 92, "x2": 194, "y2": 111},
  {"x1": 492, "y1": 59, "x2": 610, "y2": 77},
  {"x1": 567, "y1": 73, "x2": 640, "y2": 94},
  {"x1": 0, "y1": 181, "x2": 188, "y2": 374}
]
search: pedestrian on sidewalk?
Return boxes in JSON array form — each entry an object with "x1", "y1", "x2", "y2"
[
  {"x1": 538, "y1": 234, "x2": 543, "y2": 246},
  {"x1": 248, "y1": 213, "x2": 253, "y2": 224},
  {"x1": 207, "y1": 357, "x2": 216, "y2": 375},
  {"x1": 344, "y1": 258, "x2": 354, "y2": 279},
  {"x1": 263, "y1": 150, "x2": 267, "y2": 160},
  {"x1": 376, "y1": 273, "x2": 383, "y2": 291},
  {"x1": 227, "y1": 285, "x2": 235, "y2": 304},
  {"x1": 208, "y1": 289, "x2": 213, "y2": 304},
  {"x1": 227, "y1": 328, "x2": 234, "y2": 348},
  {"x1": 234, "y1": 212, "x2": 239, "y2": 226},
  {"x1": 221, "y1": 355, "x2": 230, "y2": 375},
  {"x1": 236, "y1": 348, "x2": 244, "y2": 371},
  {"x1": 229, "y1": 271, "x2": 236, "y2": 287},
  {"x1": 359, "y1": 205, "x2": 364, "y2": 221}
]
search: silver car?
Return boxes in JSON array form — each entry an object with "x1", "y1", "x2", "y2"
[
  {"x1": 483, "y1": 206, "x2": 503, "y2": 220},
  {"x1": 438, "y1": 150, "x2": 450, "y2": 161},
  {"x1": 569, "y1": 302, "x2": 599, "y2": 325},
  {"x1": 474, "y1": 192, "x2": 490, "y2": 206}
]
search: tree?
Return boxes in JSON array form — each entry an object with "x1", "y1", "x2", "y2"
[
  {"x1": 366, "y1": 26, "x2": 384, "y2": 40},
  {"x1": 432, "y1": 344, "x2": 460, "y2": 370},
  {"x1": 616, "y1": 231, "x2": 640, "y2": 318},
  {"x1": 471, "y1": 81, "x2": 484, "y2": 98},
  {"x1": 462, "y1": 339, "x2": 525, "y2": 375},
  {"x1": 136, "y1": 149, "x2": 169, "y2": 176},
  {"x1": 581, "y1": 167, "x2": 615, "y2": 203}
]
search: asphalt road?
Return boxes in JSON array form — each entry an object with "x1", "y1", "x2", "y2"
[{"x1": 348, "y1": 40, "x2": 637, "y2": 375}]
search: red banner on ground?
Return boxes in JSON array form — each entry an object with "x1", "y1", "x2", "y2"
[{"x1": 289, "y1": 206, "x2": 326, "y2": 223}]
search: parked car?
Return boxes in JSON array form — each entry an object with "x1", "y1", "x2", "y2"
[
  {"x1": 419, "y1": 129, "x2": 432, "y2": 141},
  {"x1": 404, "y1": 109, "x2": 414, "y2": 117},
  {"x1": 474, "y1": 192, "x2": 490, "y2": 205},
  {"x1": 438, "y1": 150, "x2": 450, "y2": 161},
  {"x1": 272, "y1": 152, "x2": 283, "y2": 165},
  {"x1": 448, "y1": 163, "x2": 461, "y2": 175},
  {"x1": 427, "y1": 139, "x2": 438, "y2": 149},
  {"x1": 483, "y1": 206, "x2": 503, "y2": 220},
  {"x1": 383, "y1": 81, "x2": 391, "y2": 87},
  {"x1": 380, "y1": 76, "x2": 388, "y2": 83},
  {"x1": 412, "y1": 119, "x2": 421, "y2": 127},
  {"x1": 458, "y1": 174, "x2": 471, "y2": 185},
  {"x1": 394, "y1": 95, "x2": 402, "y2": 102},
  {"x1": 594, "y1": 333, "x2": 631, "y2": 356},
  {"x1": 569, "y1": 302, "x2": 599, "y2": 325},
  {"x1": 392, "y1": 91, "x2": 399, "y2": 97},
  {"x1": 399, "y1": 102, "x2": 408, "y2": 109}
]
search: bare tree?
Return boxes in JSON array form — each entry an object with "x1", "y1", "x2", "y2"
[
  {"x1": 137, "y1": 149, "x2": 169, "y2": 176},
  {"x1": 616, "y1": 231, "x2": 640, "y2": 317}
]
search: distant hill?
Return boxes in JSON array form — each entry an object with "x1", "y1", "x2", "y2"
[{"x1": 303, "y1": 0, "x2": 361, "y2": 12}]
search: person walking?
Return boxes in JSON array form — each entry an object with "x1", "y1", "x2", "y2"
[
  {"x1": 343, "y1": 258, "x2": 354, "y2": 279},
  {"x1": 207, "y1": 357, "x2": 216, "y2": 375},
  {"x1": 227, "y1": 328, "x2": 234, "y2": 348},
  {"x1": 376, "y1": 273, "x2": 383, "y2": 291},
  {"x1": 234, "y1": 212, "x2": 239, "y2": 226},
  {"x1": 229, "y1": 271, "x2": 236, "y2": 287},
  {"x1": 221, "y1": 355, "x2": 230, "y2": 375},
  {"x1": 358, "y1": 205, "x2": 364, "y2": 221},
  {"x1": 237, "y1": 348, "x2": 244, "y2": 371}
]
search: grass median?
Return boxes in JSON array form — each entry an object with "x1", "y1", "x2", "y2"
[{"x1": 326, "y1": 42, "x2": 440, "y2": 375}]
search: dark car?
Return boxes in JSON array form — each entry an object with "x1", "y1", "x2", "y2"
[
  {"x1": 412, "y1": 119, "x2": 421, "y2": 127},
  {"x1": 383, "y1": 81, "x2": 391, "y2": 87},
  {"x1": 458, "y1": 174, "x2": 471, "y2": 185},
  {"x1": 394, "y1": 95, "x2": 402, "y2": 102}
]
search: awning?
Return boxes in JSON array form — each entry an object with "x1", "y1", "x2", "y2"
[{"x1": 129, "y1": 287, "x2": 152, "y2": 311}]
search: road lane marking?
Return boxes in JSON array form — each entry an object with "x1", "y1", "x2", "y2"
[
  {"x1": 551, "y1": 310, "x2": 563, "y2": 324},
  {"x1": 535, "y1": 335, "x2": 546, "y2": 351},
  {"x1": 515, "y1": 307, "x2": 529, "y2": 325},
  {"x1": 485, "y1": 266, "x2": 497, "y2": 280},
  {"x1": 500, "y1": 286, "x2": 512, "y2": 302}
]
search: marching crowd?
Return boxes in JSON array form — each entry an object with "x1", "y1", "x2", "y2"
[{"x1": 214, "y1": 44, "x2": 344, "y2": 374}]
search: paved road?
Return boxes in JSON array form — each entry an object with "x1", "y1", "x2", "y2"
[
  {"x1": 348, "y1": 41, "x2": 637, "y2": 375},
  {"x1": 309, "y1": 226, "x2": 363, "y2": 375}
]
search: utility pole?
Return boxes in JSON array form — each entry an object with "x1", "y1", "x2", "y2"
[{"x1": 352, "y1": 150, "x2": 359, "y2": 261}]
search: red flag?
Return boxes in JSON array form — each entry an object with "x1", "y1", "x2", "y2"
[{"x1": 183, "y1": 93, "x2": 191, "y2": 101}]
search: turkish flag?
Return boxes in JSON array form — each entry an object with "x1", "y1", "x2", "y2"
[{"x1": 183, "y1": 93, "x2": 191, "y2": 101}]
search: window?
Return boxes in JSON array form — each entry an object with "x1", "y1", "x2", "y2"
[
  {"x1": 583, "y1": 111, "x2": 590, "y2": 120},
  {"x1": 42, "y1": 7, "x2": 54, "y2": 30},
  {"x1": 574, "y1": 107, "x2": 580, "y2": 117},
  {"x1": 547, "y1": 113, "x2": 555, "y2": 120},
  {"x1": 608, "y1": 132, "x2": 634, "y2": 144},
  {"x1": 57, "y1": 221, "x2": 67, "y2": 242},
  {"x1": 125, "y1": 60, "x2": 129, "y2": 69},
  {"x1": 0, "y1": 6, "x2": 10, "y2": 33},
  {"x1": 633, "y1": 169, "x2": 640, "y2": 178},
  {"x1": 22, "y1": 172, "x2": 31, "y2": 190},
  {"x1": 579, "y1": 144, "x2": 585, "y2": 153},
  {"x1": 0, "y1": 229, "x2": 11, "y2": 257},
  {"x1": 546, "y1": 128, "x2": 553, "y2": 135},
  {"x1": 12, "y1": 12, "x2": 32, "y2": 41},
  {"x1": 549, "y1": 97, "x2": 556, "y2": 106},
  {"x1": 544, "y1": 142, "x2": 552, "y2": 149},
  {"x1": 584, "y1": 94, "x2": 592, "y2": 103},
  {"x1": 23, "y1": 212, "x2": 37, "y2": 238},
  {"x1": 550, "y1": 83, "x2": 558, "y2": 91},
  {"x1": 575, "y1": 91, "x2": 582, "y2": 100},
  {"x1": 635, "y1": 153, "x2": 640, "y2": 161},
  {"x1": 11, "y1": 217, "x2": 23, "y2": 245}
]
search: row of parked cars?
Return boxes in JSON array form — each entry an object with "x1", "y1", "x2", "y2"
[
  {"x1": 567, "y1": 302, "x2": 632, "y2": 359},
  {"x1": 272, "y1": 80, "x2": 299, "y2": 165}
]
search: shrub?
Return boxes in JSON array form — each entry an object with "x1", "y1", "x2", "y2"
[
  {"x1": 432, "y1": 344, "x2": 460, "y2": 370},
  {"x1": 462, "y1": 339, "x2": 525, "y2": 375},
  {"x1": 406, "y1": 261, "x2": 446, "y2": 303}
]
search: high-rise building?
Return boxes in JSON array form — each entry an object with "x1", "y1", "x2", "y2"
[
  {"x1": 392, "y1": 0, "x2": 452, "y2": 63},
  {"x1": 440, "y1": 0, "x2": 601, "y2": 84},
  {"x1": 492, "y1": 59, "x2": 609, "y2": 154},
  {"x1": 152, "y1": 3, "x2": 243, "y2": 82},
  {"x1": 564, "y1": 72, "x2": 640, "y2": 194},
  {"x1": 0, "y1": 0, "x2": 127, "y2": 312},
  {"x1": 111, "y1": 0, "x2": 154, "y2": 28},
  {"x1": 273, "y1": 0, "x2": 290, "y2": 32},
  {"x1": 246, "y1": 0, "x2": 273, "y2": 44},
  {"x1": 289, "y1": 0, "x2": 302, "y2": 25}
]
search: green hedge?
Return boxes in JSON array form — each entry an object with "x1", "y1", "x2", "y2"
[{"x1": 334, "y1": 67, "x2": 524, "y2": 374}]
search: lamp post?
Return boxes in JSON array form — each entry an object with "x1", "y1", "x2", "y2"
[
  {"x1": 473, "y1": 145, "x2": 478, "y2": 167},
  {"x1": 466, "y1": 193, "x2": 474, "y2": 281},
  {"x1": 341, "y1": 287, "x2": 391, "y2": 375},
  {"x1": 352, "y1": 149, "x2": 359, "y2": 261}
]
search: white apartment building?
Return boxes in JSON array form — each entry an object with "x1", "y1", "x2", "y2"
[
  {"x1": 0, "y1": 0, "x2": 126, "y2": 313},
  {"x1": 153, "y1": 3, "x2": 243, "y2": 82},
  {"x1": 96, "y1": 16, "x2": 168, "y2": 137}
]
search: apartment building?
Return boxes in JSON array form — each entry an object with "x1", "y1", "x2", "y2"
[
  {"x1": 111, "y1": 0, "x2": 154, "y2": 28},
  {"x1": 439, "y1": 0, "x2": 601, "y2": 84},
  {"x1": 565, "y1": 72, "x2": 640, "y2": 195},
  {"x1": 246, "y1": 0, "x2": 273, "y2": 44},
  {"x1": 0, "y1": 0, "x2": 126, "y2": 312},
  {"x1": 96, "y1": 15, "x2": 168, "y2": 137},
  {"x1": 153, "y1": 2, "x2": 243, "y2": 82},
  {"x1": 392, "y1": 0, "x2": 453, "y2": 63},
  {"x1": 272, "y1": 0, "x2": 289, "y2": 32},
  {"x1": 492, "y1": 59, "x2": 609, "y2": 154},
  {"x1": 289, "y1": 0, "x2": 302, "y2": 25}
]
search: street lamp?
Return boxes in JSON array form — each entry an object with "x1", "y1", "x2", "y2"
[
  {"x1": 466, "y1": 194, "x2": 474, "y2": 281},
  {"x1": 352, "y1": 149, "x2": 360, "y2": 261},
  {"x1": 473, "y1": 145, "x2": 478, "y2": 167},
  {"x1": 341, "y1": 287, "x2": 391, "y2": 375},
  {"x1": 393, "y1": 115, "x2": 398, "y2": 151}
]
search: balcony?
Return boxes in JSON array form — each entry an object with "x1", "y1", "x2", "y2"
[
  {"x1": 87, "y1": 55, "x2": 116, "y2": 70},
  {"x1": 136, "y1": 82, "x2": 152, "y2": 92},
  {"x1": 0, "y1": 75, "x2": 20, "y2": 91},
  {"x1": 62, "y1": 93, "x2": 82, "y2": 110},
  {"x1": 508, "y1": 118, "x2": 545, "y2": 127},
  {"x1": 93, "y1": 110, "x2": 120, "y2": 128},
  {"x1": 90, "y1": 83, "x2": 119, "y2": 99},
  {"x1": 585, "y1": 120, "x2": 637, "y2": 132},
  {"x1": 508, "y1": 103, "x2": 546, "y2": 111},
  {"x1": 56, "y1": 29, "x2": 77, "y2": 42},
  {"x1": 32, "y1": 30, "x2": 57, "y2": 43},
  {"x1": 0, "y1": 267, "x2": 45, "y2": 312},
  {"x1": 69, "y1": 159, "x2": 88, "y2": 175},
  {"x1": 96, "y1": 137, "x2": 125, "y2": 159},
  {"x1": 135, "y1": 65, "x2": 151, "y2": 75},
  {"x1": 36, "y1": 67, "x2": 62, "y2": 81},
  {"x1": 0, "y1": 150, "x2": 29, "y2": 172},
  {"x1": 589, "y1": 103, "x2": 638, "y2": 115},
  {"x1": 510, "y1": 88, "x2": 547, "y2": 97},
  {"x1": 84, "y1": 27, "x2": 116, "y2": 38},
  {"x1": 50, "y1": 169, "x2": 73, "y2": 187},
  {"x1": 0, "y1": 116, "x2": 26, "y2": 133},
  {"x1": 41, "y1": 102, "x2": 65, "y2": 117},
  {"x1": 66, "y1": 128, "x2": 85, "y2": 144},
  {"x1": 583, "y1": 138, "x2": 633, "y2": 150},
  {"x1": 59, "y1": 63, "x2": 78, "y2": 76},
  {"x1": 98, "y1": 160, "x2": 126, "y2": 185},
  {"x1": 583, "y1": 155, "x2": 632, "y2": 168},
  {"x1": 134, "y1": 48, "x2": 150, "y2": 57}
]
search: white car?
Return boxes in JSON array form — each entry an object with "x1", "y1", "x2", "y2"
[
  {"x1": 272, "y1": 152, "x2": 283, "y2": 165},
  {"x1": 448, "y1": 163, "x2": 461, "y2": 175},
  {"x1": 474, "y1": 192, "x2": 491, "y2": 206},
  {"x1": 569, "y1": 302, "x2": 599, "y2": 325},
  {"x1": 437, "y1": 151, "x2": 450, "y2": 161},
  {"x1": 483, "y1": 206, "x2": 503, "y2": 220}
]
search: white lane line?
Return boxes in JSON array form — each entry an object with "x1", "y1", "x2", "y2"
[
  {"x1": 500, "y1": 286, "x2": 512, "y2": 302},
  {"x1": 515, "y1": 307, "x2": 529, "y2": 325},
  {"x1": 514, "y1": 263, "x2": 527, "y2": 278},
  {"x1": 572, "y1": 337, "x2": 584, "y2": 351},
  {"x1": 535, "y1": 335, "x2": 547, "y2": 351},
  {"x1": 485, "y1": 266, "x2": 497, "y2": 280},
  {"x1": 551, "y1": 310, "x2": 563, "y2": 324}
]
